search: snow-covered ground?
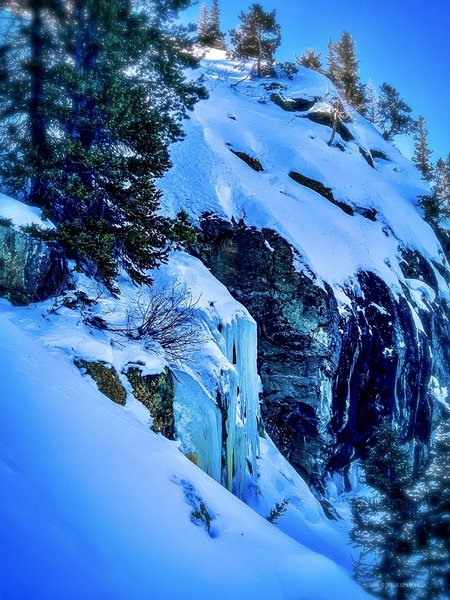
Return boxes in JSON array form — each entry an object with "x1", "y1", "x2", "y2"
[
  {"x1": 0, "y1": 195, "x2": 368, "y2": 597},
  {"x1": 161, "y1": 50, "x2": 448, "y2": 308},
  {"x1": 0, "y1": 285, "x2": 368, "y2": 599}
]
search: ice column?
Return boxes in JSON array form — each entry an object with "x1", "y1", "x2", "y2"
[{"x1": 222, "y1": 312, "x2": 260, "y2": 499}]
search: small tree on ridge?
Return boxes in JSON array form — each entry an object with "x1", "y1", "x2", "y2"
[{"x1": 229, "y1": 3, "x2": 281, "y2": 77}]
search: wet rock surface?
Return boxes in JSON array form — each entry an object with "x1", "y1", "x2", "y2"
[{"x1": 194, "y1": 215, "x2": 450, "y2": 489}]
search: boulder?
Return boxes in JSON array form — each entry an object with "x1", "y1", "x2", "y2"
[{"x1": 0, "y1": 223, "x2": 67, "y2": 305}]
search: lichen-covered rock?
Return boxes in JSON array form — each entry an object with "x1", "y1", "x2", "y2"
[
  {"x1": 0, "y1": 224, "x2": 67, "y2": 304},
  {"x1": 126, "y1": 367, "x2": 175, "y2": 439},
  {"x1": 75, "y1": 360, "x2": 126, "y2": 405}
]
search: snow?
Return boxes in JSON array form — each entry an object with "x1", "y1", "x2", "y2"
[
  {"x1": 3, "y1": 50, "x2": 438, "y2": 598},
  {"x1": 160, "y1": 53, "x2": 449, "y2": 307},
  {"x1": 0, "y1": 193, "x2": 53, "y2": 229},
  {"x1": 0, "y1": 311, "x2": 370, "y2": 599}
]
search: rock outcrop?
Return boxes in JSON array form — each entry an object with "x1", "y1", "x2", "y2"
[
  {"x1": 126, "y1": 367, "x2": 175, "y2": 439},
  {"x1": 0, "y1": 223, "x2": 67, "y2": 305},
  {"x1": 194, "y1": 216, "x2": 450, "y2": 490}
]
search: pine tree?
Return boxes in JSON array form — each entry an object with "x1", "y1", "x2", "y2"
[
  {"x1": 433, "y1": 158, "x2": 450, "y2": 219},
  {"x1": 378, "y1": 83, "x2": 415, "y2": 142},
  {"x1": 412, "y1": 116, "x2": 433, "y2": 181},
  {"x1": 197, "y1": 3, "x2": 211, "y2": 46},
  {"x1": 350, "y1": 420, "x2": 417, "y2": 599},
  {"x1": 326, "y1": 38, "x2": 339, "y2": 87},
  {"x1": 229, "y1": 3, "x2": 281, "y2": 77},
  {"x1": 326, "y1": 32, "x2": 365, "y2": 112},
  {"x1": 209, "y1": 0, "x2": 226, "y2": 49},
  {"x1": 0, "y1": 1, "x2": 65, "y2": 209},
  {"x1": 412, "y1": 420, "x2": 450, "y2": 600},
  {"x1": 365, "y1": 80, "x2": 380, "y2": 125},
  {"x1": 296, "y1": 48, "x2": 322, "y2": 72},
  {"x1": 0, "y1": 0, "x2": 206, "y2": 287}
]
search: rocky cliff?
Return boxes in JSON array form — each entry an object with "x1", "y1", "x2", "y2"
[{"x1": 161, "y1": 51, "x2": 450, "y2": 490}]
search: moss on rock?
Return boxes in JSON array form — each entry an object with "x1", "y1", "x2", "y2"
[
  {"x1": 75, "y1": 360, "x2": 126, "y2": 405},
  {"x1": 126, "y1": 367, "x2": 175, "y2": 439}
]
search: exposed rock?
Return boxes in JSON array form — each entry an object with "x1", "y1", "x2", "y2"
[
  {"x1": 370, "y1": 149, "x2": 389, "y2": 161},
  {"x1": 358, "y1": 146, "x2": 375, "y2": 169},
  {"x1": 229, "y1": 149, "x2": 264, "y2": 172},
  {"x1": 126, "y1": 367, "x2": 175, "y2": 439},
  {"x1": 304, "y1": 112, "x2": 354, "y2": 142},
  {"x1": 194, "y1": 217, "x2": 340, "y2": 485},
  {"x1": 0, "y1": 223, "x2": 67, "y2": 305},
  {"x1": 75, "y1": 360, "x2": 126, "y2": 405},
  {"x1": 194, "y1": 216, "x2": 450, "y2": 490},
  {"x1": 356, "y1": 207, "x2": 378, "y2": 222},
  {"x1": 288, "y1": 171, "x2": 334, "y2": 202},
  {"x1": 288, "y1": 171, "x2": 355, "y2": 217},
  {"x1": 329, "y1": 271, "x2": 435, "y2": 474},
  {"x1": 270, "y1": 94, "x2": 317, "y2": 112}
]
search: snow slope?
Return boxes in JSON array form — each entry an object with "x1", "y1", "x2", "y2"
[
  {"x1": 161, "y1": 51, "x2": 448, "y2": 303},
  {"x1": 0, "y1": 237, "x2": 355, "y2": 570},
  {"x1": 0, "y1": 310, "x2": 370, "y2": 599},
  {"x1": 0, "y1": 192, "x2": 53, "y2": 229},
  {"x1": 2, "y1": 50, "x2": 425, "y2": 598}
]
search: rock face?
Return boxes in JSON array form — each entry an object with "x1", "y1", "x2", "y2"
[
  {"x1": 195, "y1": 216, "x2": 340, "y2": 486},
  {"x1": 126, "y1": 367, "x2": 175, "y2": 439},
  {"x1": 195, "y1": 216, "x2": 450, "y2": 490},
  {"x1": 0, "y1": 223, "x2": 67, "y2": 304},
  {"x1": 75, "y1": 360, "x2": 127, "y2": 405}
]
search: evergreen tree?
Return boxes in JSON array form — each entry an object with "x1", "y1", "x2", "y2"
[
  {"x1": 412, "y1": 420, "x2": 450, "y2": 600},
  {"x1": 326, "y1": 32, "x2": 365, "y2": 112},
  {"x1": 412, "y1": 116, "x2": 433, "y2": 181},
  {"x1": 326, "y1": 38, "x2": 340, "y2": 87},
  {"x1": 365, "y1": 80, "x2": 380, "y2": 125},
  {"x1": 419, "y1": 156, "x2": 450, "y2": 225},
  {"x1": 296, "y1": 48, "x2": 322, "y2": 72},
  {"x1": 229, "y1": 3, "x2": 281, "y2": 77},
  {"x1": 0, "y1": 0, "x2": 206, "y2": 287},
  {"x1": 433, "y1": 158, "x2": 450, "y2": 219},
  {"x1": 197, "y1": 3, "x2": 211, "y2": 46},
  {"x1": 350, "y1": 420, "x2": 417, "y2": 599},
  {"x1": 209, "y1": 0, "x2": 226, "y2": 49},
  {"x1": 378, "y1": 83, "x2": 415, "y2": 142}
]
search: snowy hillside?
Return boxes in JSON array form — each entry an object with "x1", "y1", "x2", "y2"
[
  {"x1": 1, "y1": 50, "x2": 448, "y2": 600},
  {"x1": 161, "y1": 50, "x2": 448, "y2": 302},
  {"x1": 0, "y1": 196, "x2": 371, "y2": 598},
  {"x1": 0, "y1": 273, "x2": 367, "y2": 599}
]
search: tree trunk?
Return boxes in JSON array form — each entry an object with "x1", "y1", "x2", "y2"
[{"x1": 29, "y1": 0, "x2": 49, "y2": 208}]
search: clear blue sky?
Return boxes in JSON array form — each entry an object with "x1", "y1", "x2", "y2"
[{"x1": 183, "y1": 0, "x2": 449, "y2": 162}]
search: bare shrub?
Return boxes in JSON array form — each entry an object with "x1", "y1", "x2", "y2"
[{"x1": 93, "y1": 283, "x2": 204, "y2": 365}]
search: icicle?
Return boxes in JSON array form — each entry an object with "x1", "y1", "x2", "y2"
[
  {"x1": 222, "y1": 312, "x2": 260, "y2": 499},
  {"x1": 173, "y1": 373, "x2": 222, "y2": 482},
  {"x1": 172, "y1": 303, "x2": 260, "y2": 501}
]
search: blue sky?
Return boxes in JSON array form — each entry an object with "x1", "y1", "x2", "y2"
[{"x1": 183, "y1": 0, "x2": 449, "y2": 162}]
